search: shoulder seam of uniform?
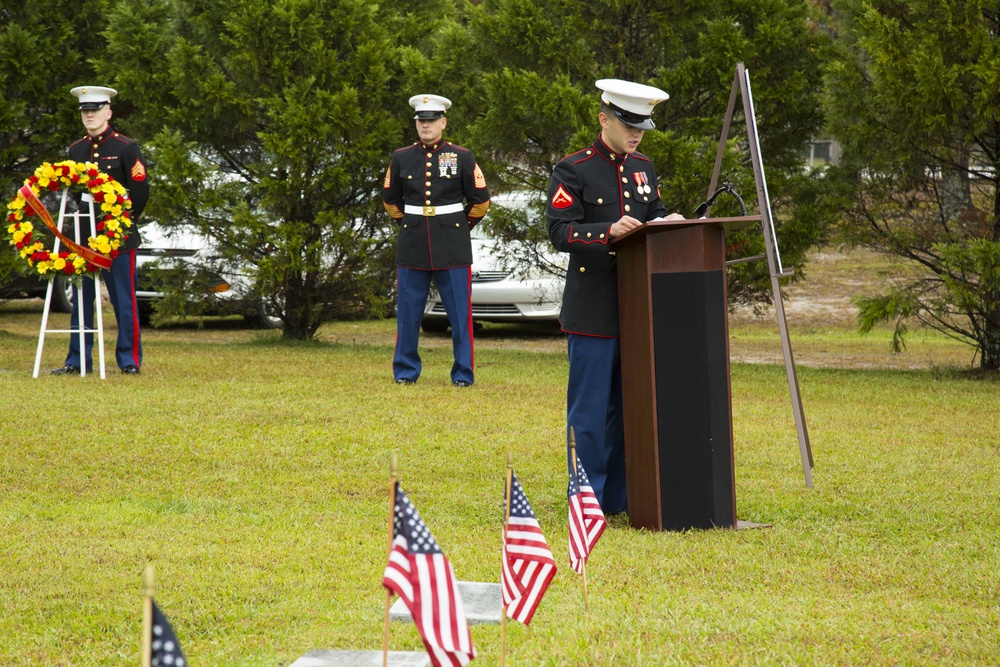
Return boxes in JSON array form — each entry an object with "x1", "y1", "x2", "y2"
[
  {"x1": 568, "y1": 151, "x2": 596, "y2": 166},
  {"x1": 629, "y1": 151, "x2": 651, "y2": 163}
]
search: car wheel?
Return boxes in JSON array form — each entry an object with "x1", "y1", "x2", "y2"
[
  {"x1": 243, "y1": 301, "x2": 283, "y2": 329},
  {"x1": 421, "y1": 319, "x2": 449, "y2": 334},
  {"x1": 50, "y1": 276, "x2": 74, "y2": 313}
]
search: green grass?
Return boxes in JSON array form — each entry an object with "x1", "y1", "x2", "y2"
[{"x1": 1, "y1": 296, "x2": 999, "y2": 666}]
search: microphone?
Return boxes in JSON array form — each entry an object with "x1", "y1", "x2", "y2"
[{"x1": 694, "y1": 182, "x2": 747, "y2": 218}]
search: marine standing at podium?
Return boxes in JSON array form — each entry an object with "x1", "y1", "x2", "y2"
[
  {"x1": 51, "y1": 85, "x2": 149, "y2": 376},
  {"x1": 383, "y1": 94, "x2": 491, "y2": 387},
  {"x1": 545, "y1": 79, "x2": 681, "y2": 514}
]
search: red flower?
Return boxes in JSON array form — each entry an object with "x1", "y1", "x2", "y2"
[
  {"x1": 86, "y1": 263, "x2": 100, "y2": 273},
  {"x1": 32, "y1": 251, "x2": 49, "y2": 262},
  {"x1": 58, "y1": 251, "x2": 69, "y2": 258},
  {"x1": 88, "y1": 168, "x2": 98, "y2": 177},
  {"x1": 28, "y1": 175, "x2": 38, "y2": 184},
  {"x1": 15, "y1": 241, "x2": 24, "y2": 250},
  {"x1": 62, "y1": 263, "x2": 75, "y2": 275},
  {"x1": 97, "y1": 221, "x2": 106, "y2": 231},
  {"x1": 60, "y1": 165, "x2": 70, "y2": 176},
  {"x1": 109, "y1": 249, "x2": 119, "y2": 259},
  {"x1": 24, "y1": 208, "x2": 34, "y2": 217},
  {"x1": 71, "y1": 175, "x2": 80, "y2": 183},
  {"x1": 92, "y1": 191, "x2": 105, "y2": 203},
  {"x1": 106, "y1": 230, "x2": 115, "y2": 238},
  {"x1": 47, "y1": 181, "x2": 59, "y2": 191}
]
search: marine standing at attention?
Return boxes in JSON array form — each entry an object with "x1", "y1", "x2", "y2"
[
  {"x1": 52, "y1": 85, "x2": 150, "y2": 376},
  {"x1": 383, "y1": 94, "x2": 491, "y2": 387},
  {"x1": 545, "y1": 79, "x2": 683, "y2": 514}
]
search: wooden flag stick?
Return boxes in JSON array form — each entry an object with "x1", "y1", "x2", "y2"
[
  {"x1": 569, "y1": 427, "x2": 589, "y2": 611},
  {"x1": 382, "y1": 453, "x2": 399, "y2": 667},
  {"x1": 142, "y1": 564, "x2": 154, "y2": 667},
  {"x1": 500, "y1": 453, "x2": 513, "y2": 667}
]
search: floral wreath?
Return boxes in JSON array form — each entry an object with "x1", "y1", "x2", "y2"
[{"x1": 5, "y1": 160, "x2": 133, "y2": 280}]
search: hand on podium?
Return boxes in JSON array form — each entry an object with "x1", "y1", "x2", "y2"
[{"x1": 609, "y1": 214, "x2": 644, "y2": 238}]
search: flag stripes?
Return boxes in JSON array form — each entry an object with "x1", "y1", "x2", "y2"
[
  {"x1": 502, "y1": 475, "x2": 556, "y2": 625},
  {"x1": 383, "y1": 483, "x2": 475, "y2": 667},
  {"x1": 568, "y1": 455, "x2": 607, "y2": 574}
]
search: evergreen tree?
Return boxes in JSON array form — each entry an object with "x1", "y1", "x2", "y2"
[
  {"x1": 0, "y1": 1, "x2": 111, "y2": 281},
  {"x1": 824, "y1": 0, "x2": 1000, "y2": 369},
  {"x1": 102, "y1": 0, "x2": 447, "y2": 339},
  {"x1": 451, "y1": 0, "x2": 833, "y2": 308}
]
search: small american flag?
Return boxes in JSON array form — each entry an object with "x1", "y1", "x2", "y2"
[
  {"x1": 382, "y1": 482, "x2": 475, "y2": 667},
  {"x1": 502, "y1": 474, "x2": 556, "y2": 625},
  {"x1": 150, "y1": 600, "x2": 186, "y2": 667},
  {"x1": 568, "y1": 454, "x2": 607, "y2": 574}
]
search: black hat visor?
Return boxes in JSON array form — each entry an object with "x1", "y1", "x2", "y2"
[
  {"x1": 608, "y1": 102, "x2": 655, "y2": 131},
  {"x1": 414, "y1": 110, "x2": 445, "y2": 120}
]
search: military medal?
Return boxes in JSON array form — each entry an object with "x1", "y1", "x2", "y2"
[
  {"x1": 633, "y1": 172, "x2": 650, "y2": 194},
  {"x1": 439, "y1": 152, "x2": 458, "y2": 177}
]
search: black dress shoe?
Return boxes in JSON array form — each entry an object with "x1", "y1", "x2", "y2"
[
  {"x1": 395, "y1": 378, "x2": 416, "y2": 385},
  {"x1": 121, "y1": 365, "x2": 141, "y2": 375},
  {"x1": 452, "y1": 380, "x2": 472, "y2": 388},
  {"x1": 51, "y1": 364, "x2": 81, "y2": 375}
]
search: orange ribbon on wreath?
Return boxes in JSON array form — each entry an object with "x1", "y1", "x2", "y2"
[{"x1": 18, "y1": 183, "x2": 113, "y2": 271}]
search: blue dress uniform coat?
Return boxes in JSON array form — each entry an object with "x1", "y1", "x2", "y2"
[
  {"x1": 64, "y1": 125, "x2": 150, "y2": 371},
  {"x1": 546, "y1": 134, "x2": 669, "y2": 513},
  {"x1": 384, "y1": 140, "x2": 490, "y2": 384}
]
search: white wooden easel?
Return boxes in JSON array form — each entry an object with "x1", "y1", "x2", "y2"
[{"x1": 32, "y1": 189, "x2": 107, "y2": 379}]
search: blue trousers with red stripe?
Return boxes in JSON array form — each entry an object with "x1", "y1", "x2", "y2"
[
  {"x1": 566, "y1": 333, "x2": 626, "y2": 514},
  {"x1": 394, "y1": 266, "x2": 474, "y2": 384},
  {"x1": 65, "y1": 249, "x2": 142, "y2": 371}
]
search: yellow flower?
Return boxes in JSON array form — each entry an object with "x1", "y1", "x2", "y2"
[
  {"x1": 12, "y1": 230, "x2": 24, "y2": 243},
  {"x1": 73, "y1": 257, "x2": 87, "y2": 269},
  {"x1": 20, "y1": 221, "x2": 32, "y2": 234},
  {"x1": 49, "y1": 252, "x2": 59, "y2": 261},
  {"x1": 53, "y1": 257, "x2": 66, "y2": 270},
  {"x1": 6, "y1": 223, "x2": 15, "y2": 233}
]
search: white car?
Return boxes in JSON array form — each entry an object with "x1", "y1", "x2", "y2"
[
  {"x1": 421, "y1": 194, "x2": 565, "y2": 332},
  {"x1": 134, "y1": 221, "x2": 278, "y2": 326}
]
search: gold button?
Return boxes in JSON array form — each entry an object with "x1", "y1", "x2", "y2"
[
  {"x1": 597, "y1": 198, "x2": 603, "y2": 204},
  {"x1": 425, "y1": 190, "x2": 431, "y2": 196},
  {"x1": 622, "y1": 177, "x2": 628, "y2": 183},
  {"x1": 644, "y1": 196, "x2": 649, "y2": 201},
  {"x1": 426, "y1": 153, "x2": 432, "y2": 158},
  {"x1": 586, "y1": 232, "x2": 592, "y2": 238},
  {"x1": 625, "y1": 205, "x2": 631, "y2": 212},
  {"x1": 610, "y1": 153, "x2": 616, "y2": 159},
  {"x1": 426, "y1": 171, "x2": 431, "y2": 177},
  {"x1": 579, "y1": 266, "x2": 586, "y2": 273},
  {"x1": 426, "y1": 162, "x2": 432, "y2": 167},
  {"x1": 407, "y1": 175, "x2": 412, "y2": 179},
  {"x1": 624, "y1": 192, "x2": 630, "y2": 198},
  {"x1": 425, "y1": 200, "x2": 432, "y2": 205},
  {"x1": 620, "y1": 166, "x2": 625, "y2": 172},
  {"x1": 573, "y1": 232, "x2": 579, "y2": 237},
  {"x1": 425, "y1": 181, "x2": 431, "y2": 186},
  {"x1": 586, "y1": 150, "x2": 592, "y2": 155},
  {"x1": 455, "y1": 223, "x2": 460, "y2": 227},
  {"x1": 600, "y1": 233, "x2": 605, "y2": 239},
  {"x1": 93, "y1": 152, "x2": 100, "y2": 157}
]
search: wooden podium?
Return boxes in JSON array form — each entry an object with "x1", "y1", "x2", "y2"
[{"x1": 614, "y1": 216, "x2": 759, "y2": 531}]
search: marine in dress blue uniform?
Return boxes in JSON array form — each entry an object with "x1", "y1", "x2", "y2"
[
  {"x1": 383, "y1": 94, "x2": 490, "y2": 386},
  {"x1": 546, "y1": 79, "x2": 680, "y2": 514},
  {"x1": 52, "y1": 86, "x2": 150, "y2": 375}
]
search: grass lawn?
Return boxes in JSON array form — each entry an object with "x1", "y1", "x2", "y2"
[{"x1": 1, "y1": 251, "x2": 998, "y2": 665}]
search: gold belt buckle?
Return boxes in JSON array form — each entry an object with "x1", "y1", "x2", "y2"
[{"x1": 423, "y1": 205, "x2": 436, "y2": 216}]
